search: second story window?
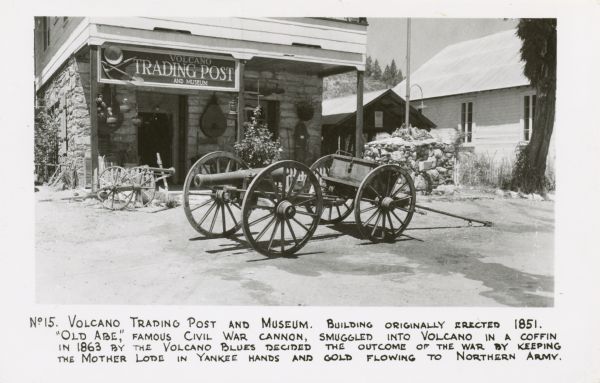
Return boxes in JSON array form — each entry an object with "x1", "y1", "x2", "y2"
[
  {"x1": 461, "y1": 102, "x2": 473, "y2": 143},
  {"x1": 524, "y1": 94, "x2": 536, "y2": 141},
  {"x1": 42, "y1": 17, "x2": 51, "y2": 50}
]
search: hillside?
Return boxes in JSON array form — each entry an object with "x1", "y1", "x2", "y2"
[{"x1": 323, "y1": 72, "x2": 389, "y2": 100}]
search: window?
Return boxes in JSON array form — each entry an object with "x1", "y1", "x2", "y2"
[
  {"x1": 42, "y1": 17, "x2": 50, "y2": 50},
  {"x1": 245, "y1": 100, "x2": 280, "y2": 139},
  {"x1": 460, "y1": 102, "x2": 473, "y2": 143},
  {"x1": 524, "y1": 95, "x2": 536, "y2": 141}
]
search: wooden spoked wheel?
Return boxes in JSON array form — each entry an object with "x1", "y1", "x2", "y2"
[
  {"x1": 354, "y1": 164, "x2": 416, "y2": 243},
  {"x1": 183, "y1": 151, "x2": 248, "y2": 237},
  {"x1": 309, "y1": 154, "x2": 354, "y2": 223},
  {"x1": 97, "y1": 166, "x2": 135, "y2": 210},
  {"x1": 129, "y1": 167, "x2": 156, "y2": 208},
  {"x1": 241, "y1": 161, "x2": 323, "y2": 257}
]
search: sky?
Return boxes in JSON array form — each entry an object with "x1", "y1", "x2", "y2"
[{"x1": 367, "y1": 18, "x2": 519, "y2": 75}]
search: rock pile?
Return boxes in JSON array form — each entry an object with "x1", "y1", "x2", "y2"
[{"x1": 363, "y1": 128, "x2": 457, "y2": 190}]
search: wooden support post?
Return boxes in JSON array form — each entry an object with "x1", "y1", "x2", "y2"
[
  {"x1": 405, "y1": 18, "x2": 412, "y2": 135},
  {"x1": 355, "y1": 70, "x2": 364, "y2": 157},
  {"x1": 236, "y1": 60, "x2": 246, "y2": 143},
  {"x1": 90, "y1": 45, "x2": 99, "y2": 191}
]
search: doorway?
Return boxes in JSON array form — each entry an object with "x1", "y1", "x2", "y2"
[{"x1": 138, "y1": 112, "x2": 173, "y2": 168}]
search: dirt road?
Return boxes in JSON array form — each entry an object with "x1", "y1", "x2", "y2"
[{"x1": 35, "y1": 189, "x2": 554, "y2": 306}]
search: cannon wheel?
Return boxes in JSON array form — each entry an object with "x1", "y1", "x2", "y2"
[
  {"x1": 97, "y1": 166, "x2": 135, "y2": 210},
  {"x1": 354, "y1": 164, "x2": 416, "y2": 243},
  {"x1": 183, "y1": 151, "x2": 248, "y2": 237},
  {"x1": 241, "y1": 160, "x2": 323, "y2": 257},
  {"x1": 309, "y1": 154, "x2": 354, "y2": 224},
  {"x1": 129, "y1": 167, "x2": 156, "y2": 208}
]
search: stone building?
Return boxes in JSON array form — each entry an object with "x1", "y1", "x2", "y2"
[{"x1": 34, "y1": 17, "x2": 368, "y2": 185}]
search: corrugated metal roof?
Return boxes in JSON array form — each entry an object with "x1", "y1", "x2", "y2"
[
  {"x1": 393, "y1": 29, "x2": 529, "y2": 100},
  {"x1": 322, "y1": 89, "x2": 388, "y2": 117}
]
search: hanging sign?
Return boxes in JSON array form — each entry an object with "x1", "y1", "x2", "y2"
[{"x1": 98, "y1": 45, "x2": 238, "y2": 91}]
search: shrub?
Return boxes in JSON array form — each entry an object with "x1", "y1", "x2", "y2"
[
  {"x1": 34, "y1": 107, "x2": 60, "y2": 182},
  {"x1": 457, "y1": 152, "x2": 513, "y2": 189},
  {"x1": 234, "y1": 106, "x2": 282, "y2": 168},
  {"x1": 510, "y1": 148, "x2": 555, "y2": 193}
]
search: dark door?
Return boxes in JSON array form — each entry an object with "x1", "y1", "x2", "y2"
[{"x1": 138, "y1": 113, "x2": 172, "y2": 167}]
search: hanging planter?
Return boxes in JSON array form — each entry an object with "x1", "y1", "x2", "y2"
[
  {"x1": 296, "y1": 100, "x2": 315, "y2": 121},
  {"x1": 131, "y1": 102, "x2": 142, "y2": 127},
  {"x1": 106, "y1": 107, "x2": 118, "y2": 127},
  {"x1": 131, "y1": 115, "x2": 142, "y2": 127}
]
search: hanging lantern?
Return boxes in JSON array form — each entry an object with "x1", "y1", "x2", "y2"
[
  {"x1": 131, "y1": 103, "x2": 141, "y2": 126},
  {"x1": 120, "y1": 97, "x2": 131, "y2": 113},
  {"x1": 106, "y1": 107, "x2": 118, "y2": 127}
]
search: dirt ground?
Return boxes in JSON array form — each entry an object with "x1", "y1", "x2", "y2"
[{"x1": 35, "y1": 187, "x2": 554, "y2": 307}]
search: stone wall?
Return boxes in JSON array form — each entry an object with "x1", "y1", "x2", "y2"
[
  {"x1": 187, "y1": 91, "x2": 237, "y2": 167},
  {"x1": 244, "y1": 69, "x2": 323, "y2": 164},
  {"x1": 363, "y1": 128, "x2": 457, "y2": 190},
  {"x1": 37, "y1": 56, "x2": 325, "y2": 185},
  {"x1": 186, "y1": 68, "x2": 323, "y2": 168},
  {"x1": 37, "y1": 52, "x2": 91, "y2": 186}
]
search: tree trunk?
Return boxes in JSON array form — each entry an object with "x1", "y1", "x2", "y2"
[
  {"x1": 528, "y1": 81, "x2": 555, "y2": 178},
  {"x1": 512, "y1": 81, "x2": 555, "y2": 194}
]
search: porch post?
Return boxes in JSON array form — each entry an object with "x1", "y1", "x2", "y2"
[
  {"x1": 236, "y1": 60, "x2": 246, "y2": 143},
  {"x1": 89, "y1": 45, "x2": 99, "y2": 191},
  {"x1": 355, "y1": 70, "x2": 364, "y2": 157}
]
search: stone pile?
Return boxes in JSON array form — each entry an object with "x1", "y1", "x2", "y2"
[{"x1": 363, "y1": 128, "x2": 457, "y2": 190}]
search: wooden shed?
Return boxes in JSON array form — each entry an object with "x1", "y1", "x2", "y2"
[{"x1": 321, "y1": 89, "x2": 436, "y2": 155}]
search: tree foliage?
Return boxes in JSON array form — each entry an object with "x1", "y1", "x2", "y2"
[
  {"x1": 365, "y1": 56, "x2": 373, "y2": 78},
  {"x1": 510, "y1": 19, "x2": 557, "y2": 194},
  {"x1": 34, "y1": 107, "x2": 60, "y2": 180},
  {"x1": 324, "y1": 55, "x2": 404, "y2": 98},
  {"x1": 371, "y1": 59, "x2": 382, "y2": 80}
]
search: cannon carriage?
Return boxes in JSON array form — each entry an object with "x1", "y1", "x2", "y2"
[{"x1": 183, "y1": 151, "x2": 419, "y2": 257}]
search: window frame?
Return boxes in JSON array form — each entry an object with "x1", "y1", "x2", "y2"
[
  {"x1": 244, "y1": 99, "x2": 280, "y2": 139},
  {"x1": 523, "y1": 94, "x2": 536, "y2": 141},
  {"x1": 42, "y1": 17, "x2": 51, "y2": 50},
  {"x1": 460, "y1": 101, "x2": 474, "y2": 144}
]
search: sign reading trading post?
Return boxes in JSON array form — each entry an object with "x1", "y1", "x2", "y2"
[{"x1": 98, "y1": 45, "x2": 239, "y2": 91}]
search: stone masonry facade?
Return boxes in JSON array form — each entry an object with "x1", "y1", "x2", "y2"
[
  {"x1": 38, "y1": 51, "x2": 92, "y2": 185},
  {"x1": 37, "y1": 56, "x2": 324, "y2": 186},
  {"x1": 187, "y1": 69, "x2": 323, "y2": 168}
]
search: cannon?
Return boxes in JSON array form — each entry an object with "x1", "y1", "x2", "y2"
[{"x1": 183, "y1": 151, "x2": 420, "y2": 257}]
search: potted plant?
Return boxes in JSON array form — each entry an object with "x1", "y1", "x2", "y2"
[{"x1": 296, "y1": 99, "x2": 315, "y2": 121}]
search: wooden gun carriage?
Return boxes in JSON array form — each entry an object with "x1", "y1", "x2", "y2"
[
  {"x1": 182, "y1": 151, "x2": 436, "y2": 257},
  {"x1": 97, "y1": 165, "x2": 175, "y2": 210}
]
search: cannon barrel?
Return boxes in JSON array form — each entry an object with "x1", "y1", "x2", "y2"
[
  {"x1": 146, "y1": 166, "x2": 176, "y2": 175},
  {"x1": 193, "y1": 167, "x2": 292, "y2": 188},
  {"x1": 194, "y1": 168, "x2": 263, "y2": 188}
]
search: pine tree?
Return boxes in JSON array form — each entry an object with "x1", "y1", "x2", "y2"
[
  {"x1": 365, "y1": 56, "x2": 373, "y2": 77},
  {"x1": 395, "y1": 68, "x2": 404, "y2": 84},
  {"x1": 388, "y1": 59, "x2": 399, "y2": 86},
  {"x1": 372, "y1": 59, "x2": 382, "y2": 80},
  {"x1": 382, "y1": 64, "x2": 391, "y2": 85}
]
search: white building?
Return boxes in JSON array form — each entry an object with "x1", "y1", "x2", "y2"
[{"x1": 394, "y1": 29, "x2": 554, "y2": 164}]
